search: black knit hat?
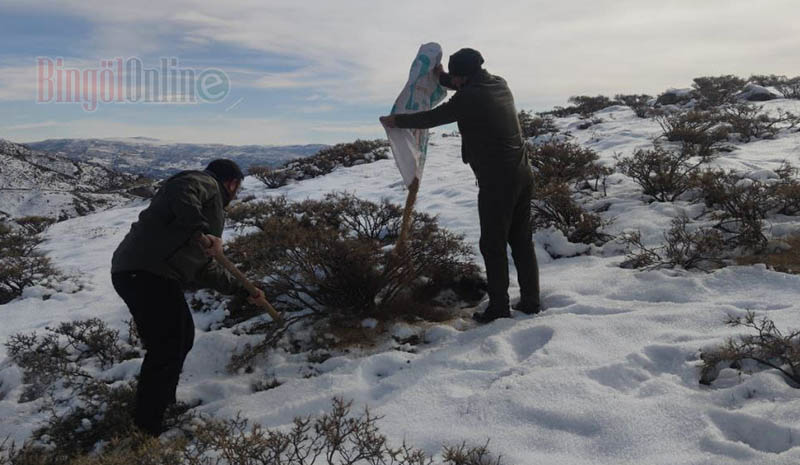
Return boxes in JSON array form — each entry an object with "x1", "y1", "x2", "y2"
[
  {"x1": 205, "y1": 159, "x2": 244, "y2": 181},
  {"x1": 448, "y1": 48, "x2": 484, "y2": 77}
]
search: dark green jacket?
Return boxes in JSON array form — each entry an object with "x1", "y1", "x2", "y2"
[
  {"x1": 394, "y1": 69, "x2": 527, "y2": 187},
  {"x1": 111, "y1": 170, "x2": 242, "y2": 294}
]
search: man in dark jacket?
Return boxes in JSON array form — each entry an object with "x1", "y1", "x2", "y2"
[
  {"x1": 380, "y1": 48, "x2": 540, "y2": 323},
  {"x1": 111, "y1": 159, "x2": 267, "y2": 436}
]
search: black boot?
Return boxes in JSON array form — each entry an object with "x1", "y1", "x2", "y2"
[
  {"x1": 513, "y1": 297, "x2": 541, "y2": 315},
  {"x1": 472, "y1": 303, "x2": 511, "y2": 323}
]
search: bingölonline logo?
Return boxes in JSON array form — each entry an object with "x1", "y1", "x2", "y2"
[{"x1": 36, "y1": 57, "x2": 230, "y2": 111}]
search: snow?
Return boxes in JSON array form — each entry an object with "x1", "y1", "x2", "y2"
[{"x1": 2, "y1": 101, "x2": 800, "y2": 463}]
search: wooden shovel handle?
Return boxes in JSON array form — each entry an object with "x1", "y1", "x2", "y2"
[{"x1": 198, "y1": 234, "x2": 282, "y2": 322}]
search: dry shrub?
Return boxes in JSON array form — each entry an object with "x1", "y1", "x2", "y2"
[
  {"x1": 691, "y1": 75, "x2": 746, "y2": 108},
  {"x1": 700, "y1": 311, "x2": 800, "y2": 386},
  {"x1": 0, "y1": 222, "x2": 58, "y2": 304},
  {"x1": 226, "y1": 193, "x2": 482, "y2": 320},
  {"x1": 526, "y1": 140, "x2": 611, "y2": 192},
  {"x1": 653, "y1": 109, "x2": 728, "y2": 158},
  {"x1": 532, "y1": 183, "x2": 610, "y2": 245},
  {"x1": 615, "y1": 94, "x2": 653, "y2": 118},
  {"x1": 690, "y1": 169, "x2": 773, "y2": 251},
  {"x1": 620, "y1": 216, "x2": 725, "y2": 271},
  {"x1": 615, "y1": 145, "x2": 705, "y2": 202},
  {"x1": 737, "y1": 235, "x2": 800, "y2": 274},
  {"x1": 722, "y1": 103, "x2": 800, "y2": 142},
  {"x1": 14, "y1": 216, "x2": 55, "y2": 235},
  {"x1": 748, "y1": 74, "x2": 800, "y2": 100},
  {"x1": 248, "y1": 165, "x2": 289, "y2": 188},
  {"x1": 250, "y1": 140, "x2": 390, "y2": 189},
  {"x1": 5, "y1": 319, "x2": 140, "y2": 402},
  {"x1": 544, "y1": 95, "x2": 619, "y2": 118},
  {"x1": 6, "y1": 398, "x2": 503, "y2": 465},
  {"x1": 517, "y1": 110, "x2": 559, "y2": 139}
]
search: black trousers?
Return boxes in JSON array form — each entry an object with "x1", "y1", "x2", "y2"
[
  {"x1": 477, "y1": 164, "x2": 540, "y2": 309},
  {"x1": 111, "y1": 270, "x2": 194, "y2": 436}
]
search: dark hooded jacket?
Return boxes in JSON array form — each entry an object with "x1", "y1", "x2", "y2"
[
  {"x1": 393, "y1": 69, "x2": 527, "y2": 187},
  {"x1": 111, "y1": 170, "x2": 242, "y2": 294}
]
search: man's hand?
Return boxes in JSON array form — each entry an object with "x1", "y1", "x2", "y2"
[
  {"x1": 380, "y1": 115, "x2": 398, "y2": 128},
  {"x1": 200, "y1": 234, "x2": 223, "y2": 258}
]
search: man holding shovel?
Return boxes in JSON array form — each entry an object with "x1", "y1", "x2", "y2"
[
  {"x1": 380, "y1": 48, "x2": 540, "y2": 323},
  {"x1": 111, "y1": 159, "x2": 271, "y2": 436}
]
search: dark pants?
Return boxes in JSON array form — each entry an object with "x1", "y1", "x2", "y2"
[
  {"x1": 477, "y1": 164, "x2": 540, "y2": 310},
  {"x1": 111, "y1": 270, "x2": 194, "y2": 436}
]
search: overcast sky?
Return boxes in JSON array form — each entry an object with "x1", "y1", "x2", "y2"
[{"x1": 1, "y1": 0, "x2": 799, "y2": 145}]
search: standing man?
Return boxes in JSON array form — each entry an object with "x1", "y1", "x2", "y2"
[
  {"x1": 111, "y1": 159, "x2": 268, "y2": 436},
  {"x1": 380, "y1": 48, "x2": 540, "y2": 323}
]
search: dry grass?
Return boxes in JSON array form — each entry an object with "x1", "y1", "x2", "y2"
[{"x1": 737, "y1": 235, "x2": 800, "y2": 274}]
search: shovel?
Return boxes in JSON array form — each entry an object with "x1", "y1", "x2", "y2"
[{"x1": 198, "y1": 234, "x2": 283, "y2": 323}]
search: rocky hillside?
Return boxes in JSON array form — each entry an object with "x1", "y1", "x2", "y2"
[
  {"x1": 27, "y1": 137, "x2": 327, "y2": 179},
  {"x1": 0, "y1": 139, "x2": 149, "y2": 221}
]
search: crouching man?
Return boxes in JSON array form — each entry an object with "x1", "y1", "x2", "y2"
[
  {"x1": 381, "y1": 48, "x2": 541, "y2": 323},
  {"x1": 111, "y1": 159, "x2": 267, "y2": 436}
]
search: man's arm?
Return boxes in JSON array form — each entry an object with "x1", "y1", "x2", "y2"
[{"x1": 393, "y1": 92, "x2": 464, "y2": 129}]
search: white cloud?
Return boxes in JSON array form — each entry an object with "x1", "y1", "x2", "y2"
[{"x1": 3, "y1": 1, "x2": 800, "y2": 123}]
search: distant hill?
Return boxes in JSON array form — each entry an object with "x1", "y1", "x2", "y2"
[
  {"x1": 0, "y1": 139, "x2": 149, "y2": 221},
  {"x1": 27, "y1": 137, "x2": 328, "y2": 179}
]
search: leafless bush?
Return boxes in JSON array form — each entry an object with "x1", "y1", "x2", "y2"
[
  {"x1": 722, "y1": 103, "x2": 800, "y2": 142},
  {"x1": 0, "y1": 222, "x2": 59, "y2": 304},
  {"x1": 615, "y1": 145, "x2": 705, "y2": 202},
  {"x1": 691, "y1": 75, "x2": 746, "y2": 108},
  {"x1": 773, "y1": 162, "x2": 800, "y2": 215},
  {"x1": 691, "y1": 169, "x2": 772, "y2": 251},
  {"x1": 700, "y1": 311, "x2": 800, "y2": 386},
  {"x1": 748, "y1": 74, "x2": 800, "y2": 100},
  {"x1": 653, "y1": 109, "x2": 728, "y2": 157},
  {"x1": 532, "y1": 183, "x2": 611, "y2": 245},
  {"x1": 13, "y1": 216, "x2": 55, "y2": 235},
  {"x1": 18, "y1": 398, "x2": 503, "y2": 465},
  {"x1": 615, "y1": 94, "x2": 653, "y2": 118},
  {"x1": 619, "y1": 216, "x2": 725, "y2": 271},
  {"x1": 526, "y1": 141, "x2": 611, "y2": 192},
  {"x1": 544, "y1": 95, "x2": 619, "y2": 118},
  {"x1": 248, "y1": 165, "x2": 290, "y2": 188},
  {"x1": 5, "y1": 319, "x2": 139, "y2": 402},
  {"x1": 226, "y1": 193, "x2": 481, "y2": 320},
  {"x1": 518, "y1": 110, "x2": 559, "y2": 139},
  {"x1": 251, "y1": 140, "x2": 390, "y2": 189}
]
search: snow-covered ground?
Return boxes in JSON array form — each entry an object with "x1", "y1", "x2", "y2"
[{"x1": 2, "y1": 103, "x2": 800, "y2": 464}]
